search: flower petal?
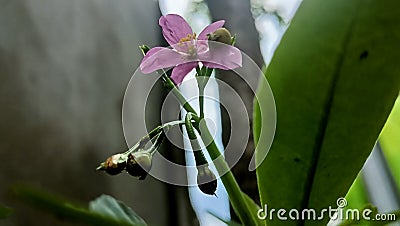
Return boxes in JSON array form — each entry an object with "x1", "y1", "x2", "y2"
[
  {"x1": 202, "y1": 62, "x2": 230, "y2": 70},
  {"x1": 140, "y1": 47, "x2": 185, "y2": 74},
  {"x1": 159, "y1": 14, "x2": 193, "y2": 45},
  {"x1": 171, "y1": 62, "x2": 198, "y2": 85},
  {"x1": 198, "y1": 20, "x2": 225, "y2": 40},
  {"x1": 141, "y1": 47, "x2": 163, "y2": 65},
  {"x1": 199, "y1": 42, "x2": 242, "y2": 70}
]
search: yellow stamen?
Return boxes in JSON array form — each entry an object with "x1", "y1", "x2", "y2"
[
  {"x1": 177, "y1": 33, "x2": 197, "y2": 58},
  {"x1": 179, "y1": 33, "x2": 197, "y2": 44}
]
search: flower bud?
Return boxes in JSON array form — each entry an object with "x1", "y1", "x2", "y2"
[
  {"x1": 97, "y1": 154, "x2": 126, "y2": 175},
  {"x1": 207, "y1": 28, "x2": 232, "y2": 45},
  {"x1": 139, "y1": 45, "x2": 150, "y2": 55},
  {"x1": 126, "y1": 152, "x2": 152, "y2": 180},
  {"x1": 197, "y1": 166, "x2": 217, "y2": 196}
]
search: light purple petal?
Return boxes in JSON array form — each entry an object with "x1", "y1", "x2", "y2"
[
  {"x1": 159, "y1": 14, "x2": 193, "y2": 45},
  {"x1": 199, "y1": 42, "x2": 242, "y2": 70},
  {"x1": 198, "y1": 20, "x2": 225, "y2": 40},
  {"x1": 171, "y1": 62, "x2": 198, "y2": 85},
  {"x1": 195, "y1": 39, "x2": 210, "y2": 54},
  {"x1": 140, "y1": 47, "x2": 185, "y2": 74},
  {"x1": 202, "y1": 62, "x2": 230, "y2": 70},
  {"x1": 141, "y1": 47, "x2": 164, "y2": 65}
]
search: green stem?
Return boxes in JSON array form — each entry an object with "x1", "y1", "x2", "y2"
[
  {"x1": 160, "y1": 72, "x2": 197, "y2": 115},
  {"x1": 185, "y1": 113, "x2": 208, "y2": 166},
  {"x1": 196, "y1": 67, "x2": 211, "y2": 120},
  {"x1": 162, "y1": 74, "x2": 257, "y2": 226},
  {"x1": 197, "y1": 77, "x2": 207, "y2": 120},
  {"x1": 199, "y1": 85, "x2": 205, "y2": 120},
  {"x1": 196, "y1": 121, "x2": 257, "y2": 226},
  {"x1": 122, "y1": 120, "x2": 184, "y2": 157}
]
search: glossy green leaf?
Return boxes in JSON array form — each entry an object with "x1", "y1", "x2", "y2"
[
  {"x1": 13, "y1": 186, "x2": 145, "y2": 226},
  {"x1": 89, "y1": 195, "x2": 147, "y2": 226},
  {"x1": 379, "y1": 97, "x2": 400, "y2": 190},
  {"x1": 242, "y1": 192, "x2": 264, "y2": 226},
  {"x1": 254, "y1": 0, "x2": 400, "y2": 225},
  {"x1": 344, "y1": 176, "x2": 368, "y2": 211}
]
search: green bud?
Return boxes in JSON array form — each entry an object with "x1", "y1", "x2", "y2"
[
  {"x1": 207, "y1": 28, "x2": 232, "y2": 45},
  {"x1": 197, "y1": 166, "x2": 217, "y2": 196},
  {"x1": 126, "y1": 152, "x2": 152, "y2": 180},
  {"x1": 97, "y1": 154, "x2": 126, "y2": 175},
  {"x1": 230, "y1": 34, "x2": 237, "y2": 46},
  {"x1": 139, "y1": 45, "x2": 150, "y2": 56}
]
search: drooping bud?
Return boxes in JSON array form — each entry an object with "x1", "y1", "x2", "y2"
[
  {"x1": 197, "y1": 166, "x2": 217, "y2": 196},
  {"x1": 207, "y1": 28, "x2": 232, "y2": 45},
  {"x1": 97, "y1": 154, "x2": 126, "y2": 175},
  {"x1": 126, "y1": 152, "x2": 152, "y2": 180}
]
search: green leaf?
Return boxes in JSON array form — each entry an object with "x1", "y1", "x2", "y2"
[
  {"x1": 344, "y1": 176, "x2": 369, "y2": 211},
  {"x1": 254, "y1": 0, "x2": 400, "y2": 225},
  {"x1": 13, "y1": 186, "x2": 145, "y2": 226},
  {"x1": 89, "y1": 195, "x2": 147, "y2": 226},
  {"x1": 0, "y1": 204, "x2": 13, "y2": 219},
  {"x1": 379, "y1": 97, "x2": 400, "y2": 189},
  {"x1": 242, "y1": 192, "x2": 264, "y2": 226}
]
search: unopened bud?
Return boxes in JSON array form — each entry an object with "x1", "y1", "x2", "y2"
[
  {"x1": 97, "y1": 154, "x2": 126, "y2": 175},
  {"x1": 197, "y1": 166, "x2": 217, "y2": 196},
  {"x1": 126, "y1": 152, "x2": 152, "y2": 180},
  {"x1": 207, "y1": 28, "x2": 232, "y2": 45},
  {"x1": 139, "y1": 45, "x2": 150, "y2": 56}
]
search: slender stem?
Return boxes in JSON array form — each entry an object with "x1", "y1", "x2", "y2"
[
  {"x1": 159, "y1": 71, "x2": 198, "y2": 115},
  {"x1": 198, "y1": 82, "x2": 205, "y2": 120},
  {"x1": 196, "y1": 67, "x2": 211, "y2": 120},
  {"x1": 162, "y1": 74, "x2": 257, "y2": 226},
  {"x1": 195, "y1": 67, "x2": 205, "y2": 119},
  {"x1": 123, "y1": 120, "x2": 185, "y2": 156},
  {"x1": 196, "y1": 121, "x2": 257, "y2": 226},
  {"x1": 185, "y1": 113, "x2": 208, "y2": 166}
]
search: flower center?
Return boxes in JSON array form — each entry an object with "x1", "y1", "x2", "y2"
[
  {"x1": 179, "y1": 33, "x2": 197, "y2": 43},
  {"x1": 178, "y1": 33, "x2": 198, "y2": 58}
]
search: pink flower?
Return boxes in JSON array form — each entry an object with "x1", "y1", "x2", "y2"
[{"x1": 140, "y1": 14, "x2": 242, "y2": 85}]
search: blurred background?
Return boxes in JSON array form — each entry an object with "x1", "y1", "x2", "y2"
[{"x1": 1, "y1": 0, "x2": 399, "y2": 225}]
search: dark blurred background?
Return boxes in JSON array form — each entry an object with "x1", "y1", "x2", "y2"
[{"x1": 0, "y1": 0, "x2": 266, "y2": 225}]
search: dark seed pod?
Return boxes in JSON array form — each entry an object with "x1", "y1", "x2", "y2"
[
  {"x1": 126, "y1": 153, "x2": 152, "y2": 180},
  {"x1": 197, "y1": 166, "x2": 217, "y2": 195},
  {"x1": 100, "y1": 154, "x2": 126, "y2": 175}
]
